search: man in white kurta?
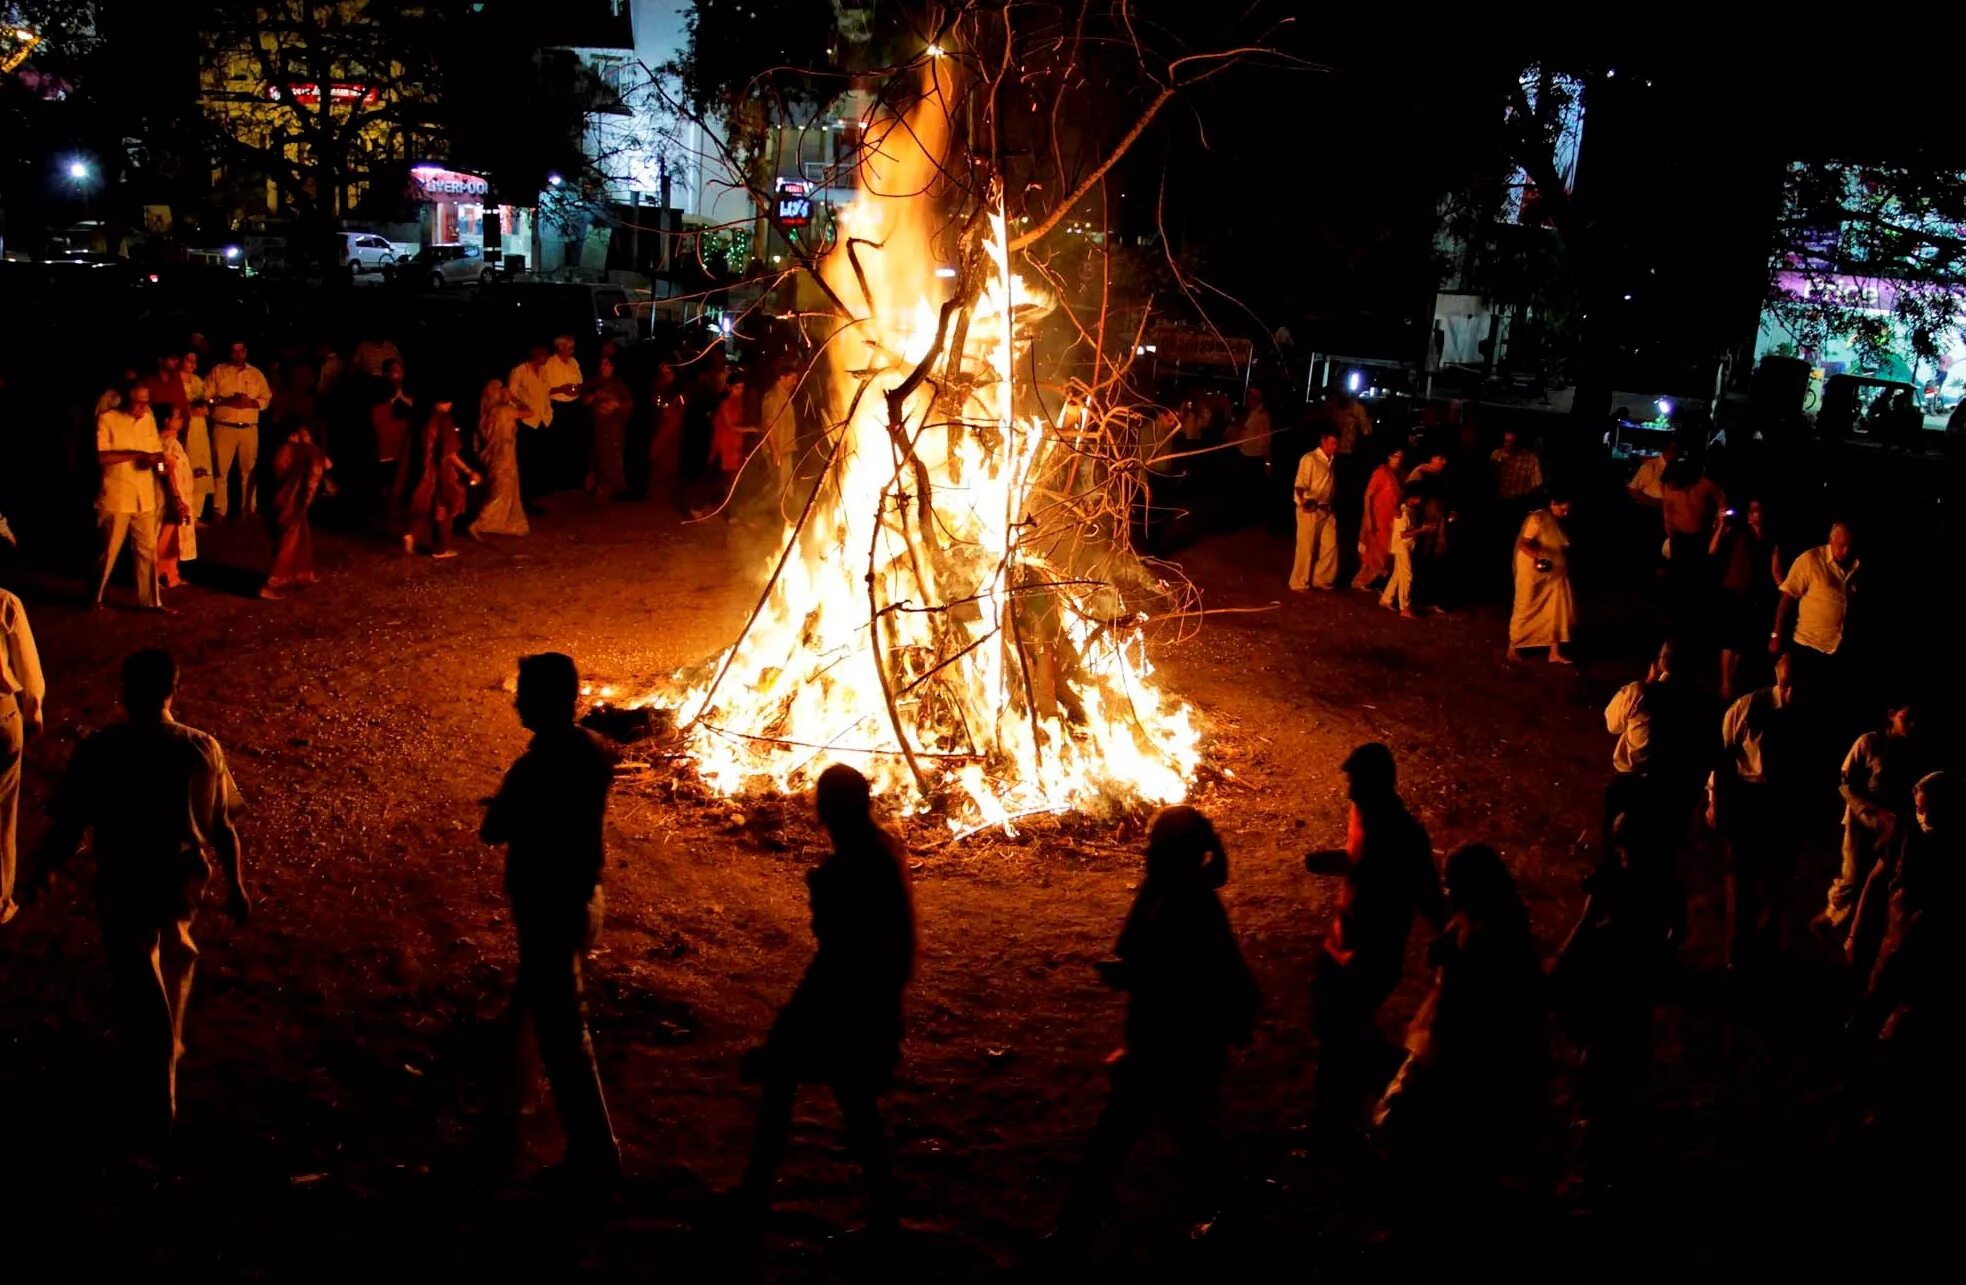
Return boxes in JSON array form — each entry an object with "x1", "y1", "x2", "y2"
[
  {"x1": 1289, "y1": 429, "x2": 1340, "y2": 591},
  {"x1": 93, "y1": 390, "x2": 165, "y2": 609}
]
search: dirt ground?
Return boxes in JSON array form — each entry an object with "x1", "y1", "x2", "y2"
[{"x1": 0, "y1": 500, "x2": 1905, "y2": 1281}]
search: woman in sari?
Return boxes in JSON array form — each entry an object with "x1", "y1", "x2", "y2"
[
  {"x1": 1508, "y1": 493, "x2": 1576, "y2": 663},
  {"x1": 645, "y1": 362, "x2": 687, "y2": 508},
  {"x1": 395, "y1": 398, "x2": 480, "y2": 558},
  {"x1": 179, "y1": 350, "x2": 215, "y2": 520},
  {"x1": 155, "y1": 405, "x2": 199, "y2": 589},
  {"x1": 1352, "y1": 444, "x2": 1406, "y2": 592},
  {"x1": 582, "y1": 353, "x2": 635, "y2": 498},
  {"x1": 262, "y1": 425, "x2": 329, "y2": 599},
  {"x1": 469, "y1": 380, "x2": 529, "y2": 538}
]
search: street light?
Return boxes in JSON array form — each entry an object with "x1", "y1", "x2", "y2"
[{"x1": 64, "y1": 155, "x2": 96, "y2": 220}]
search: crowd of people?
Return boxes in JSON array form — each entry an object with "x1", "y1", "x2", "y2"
[
  {"x1": 0, "y1": 357, "x2": 1949, "y2": 1272},
  {"x1": 51, "y1": 328, "x2": 806, "y2": 608}
]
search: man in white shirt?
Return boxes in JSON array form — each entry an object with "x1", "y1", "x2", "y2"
[
  {"x1": 1709, "y1": 652, "x2": 1797, "y2": 969},
  {"x1": 508, "y1": 345, "x2": 554, "y2": 505},
  {"x1": 0, "y1": 581, "x2": 44, "y2": 924},
  {"x1": 1772, "y1": 522, "x2": 1857, "y2": 661},
  {"x1": 93, "y1": 381, "x2": 166, "y2": 610},
  {"x1": 543, "y1": 336, "x2": 585, "y2": 493},
  {"x1": 545, "y1": 335, "x2": 584, "y2": 406},
  {"x1": 206, "y1": 341, "x2": 272, "y2": 517},
  {"x1": 1603, "y1": 641, "x2": 1688, "y2": 846},
  {"x1": 1289, "y1": 428, "x2": 1340, "y2": 592},
  {"x1": 1772, "y1": 521, "x2": 1860, "y2": 734}
]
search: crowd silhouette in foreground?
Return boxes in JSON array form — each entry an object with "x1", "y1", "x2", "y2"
[{"x1": 0, "y1": 624, "x2": 1948, "y2": 1272}]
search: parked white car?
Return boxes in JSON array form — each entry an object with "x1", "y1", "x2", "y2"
[{"x1": 336, "y1": 231, "x2": 397, "y2": 275}]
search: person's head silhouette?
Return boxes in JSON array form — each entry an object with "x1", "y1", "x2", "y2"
[
  {"x1": 815, "y1": 763, "x2": 873, "y2": 836},
  {"x1": 515, "y1": 652, "x2": 579, "y2": 733},
  {"x1": 1340, "y1": 742, "x2": 1397, "y2": 804},
  {"x1": 1145, "y1": 805, "x2": 1226, "y2": 888},
  {"x1": 122, "y1": 647, "x2": 176, "y2": 720}
]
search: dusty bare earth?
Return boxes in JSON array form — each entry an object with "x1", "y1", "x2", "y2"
[{"x1": 0, "y1": 500, "x2": 1892, "y2": 1281}]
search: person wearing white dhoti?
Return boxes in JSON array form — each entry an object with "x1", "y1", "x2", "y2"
[
  {"x1": 1508, "y1": 497, "x2": 1576, "y2": 663},
  {"x1": 1289, "y1": 429, "x2": 1341, "y2": 592}
]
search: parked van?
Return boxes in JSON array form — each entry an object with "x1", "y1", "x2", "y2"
[{"x1": 481, "y1": 280, "x2": 638, "y2": 349}]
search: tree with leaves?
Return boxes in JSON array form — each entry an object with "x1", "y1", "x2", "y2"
[
  {"x1": 196, "y1": 1, "x2": 451, "y2": 260},
  {"x1": 1764, "y1": 160, "x2": 1966, "y2": 377}
]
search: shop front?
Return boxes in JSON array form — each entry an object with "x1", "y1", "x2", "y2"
[{"x1": 408, "y1": 165, "x2": 534, "y2": 270}]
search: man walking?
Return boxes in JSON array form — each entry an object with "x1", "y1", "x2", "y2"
[
  {"x1": 1814, "y1": 698, "x2": 1923, "y2": 936},
  {"x1": 734, "y1": 764, "x2": 915, "y2": 1232},
  {"x1": 207, "y1": 341, "x2": 272, "y2": 517},
  {"x1": 1303, "y1": 743, "x2": 1446, "y2": 1144},
  {"x1": 15, "y1": 648, "x2": 250, "y2": 1142},
  {"x1": 93, "y1": 381, "x2": 166, "y2": 610},
  {"x1": 480, "y1": 652, "x2": 621, "y2": 1184},
  {"x1": 1710, "y1": 652, "x2": 1799, "y2": 970},
  {"x1": 1289, "y1": 428, "x2": 1340, "y2": 592},
  {"x1": 0, "y1": 578, "x2": 44, "y2": 925},
  {"x1": 1772, "y1": 521, "x2": 1860, "y2": 725}
]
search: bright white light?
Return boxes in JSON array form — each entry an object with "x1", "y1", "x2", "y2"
[
  {"x1": 1657, "y1": 398, "x2": 1673, "y2": 418},
  {"x1": 1347, "y1": 370, "x2": 1362, "y2": 393},
  {"x1": 1144, "y1": 344, "x2": 1157, "y2": 353},
  {"x1": 924, "y1": 43, "x2": 945, "y2": 57},
  {"x1": 718, "y1": 315, "x2": 733, "y2": 336},
  {"x1": 1623, "y1": 293, "x2": 1633, "y2": 301},
  {"x1": 67, "y1": 160, "x2": 89, "y2": 180},
  {"x1": 547, "y1": 173, "x2": 564, "y2": 187},
  {"x1": 934, "y1": 265, "x2": 957, "y2": 278},
  {"x1": 223, "y1": 245, "x2": 241, "y2": 259}
]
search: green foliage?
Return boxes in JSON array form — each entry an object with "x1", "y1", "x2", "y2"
[{"x1": 1766, "y1": 161, "x2": 1966, "y2": 372}]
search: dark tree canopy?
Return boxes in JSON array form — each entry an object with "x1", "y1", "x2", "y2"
[{"x1": 1767, "y1": 161, "x2": 1966, "y2": 373}]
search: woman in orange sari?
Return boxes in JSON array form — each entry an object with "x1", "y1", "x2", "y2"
[
  {"x1": 395, "y1": 398, "x2": 480, "y2": 558},
  {"x1": 1352, "y1": 444, "x2": 1406, "y2": 592},
  {"x1": 262, "y1": 425, "x2": 329, "y2": 599}
]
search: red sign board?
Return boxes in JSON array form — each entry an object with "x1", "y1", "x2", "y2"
[{"x1": 266, "y1": 82, "x2": 379, "y2": 107}]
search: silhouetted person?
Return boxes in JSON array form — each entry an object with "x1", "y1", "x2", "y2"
[
  {"x1": 1848, "y1": 770, "x2": 1952, "y2": 1047},
  {"x1": 1710, "y1": 651, "x2": 1799, "y2": 970},
  {"x1": 1304, "y1": 743, "x2": 1446, "y2": 1145},
  {"x1": 1603, "y1": 640, "x2": 1694, "y2": 871},
  {"x1": 1551, "y1": 812, "x2": 1661, "y2": 1180},
  {"x1": 1376, "y1": 844, "x2": 1546, "y2": 1280},
  {"x1": 480, "y1": 652, "x2": 621, "y2": 1184},
  {"x1": 16, "y1": 648, "x2": 250, "y2": 1144},
  {"x1": 1057, "y1": 807, "x2": 1259, "y2": 1239},
  {"x1": 734, "y1": 764, "x2": 915, "y2": 1230}
]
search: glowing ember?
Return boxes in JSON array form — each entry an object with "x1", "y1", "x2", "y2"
[{"x1": 659, "y1": 80, "x2": 1200, "y2": 831}]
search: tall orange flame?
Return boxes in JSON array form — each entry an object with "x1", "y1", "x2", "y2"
[{"x1": 662, "y1": 79, "x2": 1199, "y2": 832}]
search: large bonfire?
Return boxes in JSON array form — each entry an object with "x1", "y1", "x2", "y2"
[{"x1": 661, "y1": 77, "x2": 1201, "y2": 833}]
